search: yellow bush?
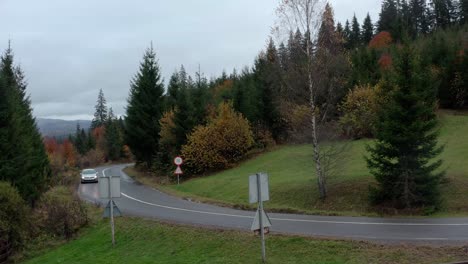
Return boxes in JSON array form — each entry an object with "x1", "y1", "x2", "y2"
[
  {"x1": 182, "y1": 102, "x2": 254, "y2": 174},
  {"x1": 339, "y1": 84, "x2": 381, "y2": 139}
]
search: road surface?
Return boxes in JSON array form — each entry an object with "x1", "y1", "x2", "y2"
[{"x1": 78, "y1": 164, "x2": 468, "y2": 244}]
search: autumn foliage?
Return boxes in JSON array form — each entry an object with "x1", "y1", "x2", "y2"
[
  {"x1": 369, "y1": 31, "x2": 393, "y2": 49},
  {"x1": 182, "y1": 102, "x2": 254, "y2": 174},
  {"x1": 339, "y1": 84, "x2": 381, "y2": 139},
  {"x1": 378, "y1": 53, "x2": 393, "y2": 70}
]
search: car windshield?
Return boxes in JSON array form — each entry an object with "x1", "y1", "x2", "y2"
[{"x1": 82, "y1": 169, "x2": 96, "y2": 175}]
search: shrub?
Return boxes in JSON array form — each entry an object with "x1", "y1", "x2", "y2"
[
  {"x1": 36, "y1": 186, "x2": 88, "y2": 239},
  {"x1": 182, "y1": 102, "x2": 254, "y2": 174},
  {"x1": 0, "y1": 182, "x2": 30, "y2": 252},
  {"x1": 339, "y1": 84, "x2": 380, "y2": 139}
]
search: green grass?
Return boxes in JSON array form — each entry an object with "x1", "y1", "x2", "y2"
[
  {"x1": 144, "y1": 112, "x2": 468, "y2": 216},
  {"x1": 23, "y1": 216, "x2": 468, "y2": 264}
]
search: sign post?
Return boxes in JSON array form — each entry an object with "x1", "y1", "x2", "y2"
[
  {"x1": 109, "y1": 175, "x2": 115, "y2": 246},
  {"x1": 99, "y1": 173, "x2": 121, "y2": 246},
  {"x1": 249, "y1": 173, "x2": 271, "y2": 263},
  {"x1": 174, "y1": 156, "x2": 183, "y2": 185}
]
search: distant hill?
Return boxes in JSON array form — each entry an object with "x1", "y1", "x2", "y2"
[{"x1": 36, "y1": 118, "x2": 91, "y2": 138}]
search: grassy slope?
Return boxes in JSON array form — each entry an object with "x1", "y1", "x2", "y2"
[
  {"x1": 23, "y1": 216, "x2": 467, "y2": 264},
  {"x1": 155, "y1": 112, "x2": 468, "y2": 216}
]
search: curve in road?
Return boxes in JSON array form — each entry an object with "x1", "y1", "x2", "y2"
[{"x1": 78, "y1": 164, "x2": 468, "y2": 244}]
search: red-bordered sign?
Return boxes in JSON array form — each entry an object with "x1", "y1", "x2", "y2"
[{"x1": 174, "y1": 156, "x2": 183, "y2": 166}]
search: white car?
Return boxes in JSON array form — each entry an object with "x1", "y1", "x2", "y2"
[{"x1": 80, "y1": 169, "x2": 98, "y2": 183}]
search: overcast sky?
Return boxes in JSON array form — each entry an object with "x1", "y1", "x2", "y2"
[{"x1": 0, "y1": 0, "x2": 380, "y2": 120}]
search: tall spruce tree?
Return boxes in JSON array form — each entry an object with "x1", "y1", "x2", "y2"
[
  {"x1": 350, "y1": 14, "x2": 361, "y2": 48},
  {"x1": 343, "y1": 20, "x2": 352, "y2": 49},
  {"x1": 0, "y1": 46, "x2": 51, "y2": 204},
  {"x1": 105, "y1": 108, "x2": 123, "y2": 160},
  {"x1": 378, "y1": 0, "x2": 399, "y2": 38},
  {"x1": 125, "y1": 44, "x2": 165, "y2": 167},
  {"x1": 410, "y1": 0, "x2": 429, "y2": 36},
  {"x1": 362, "y1": 13, "x2": 374, "y2": 44},
  {"x1": 91, "y1": 89, "x2": 108, "y2": 129},
  {"x1": 366, "y1": 45, "x2": 444, "y2": 209}
]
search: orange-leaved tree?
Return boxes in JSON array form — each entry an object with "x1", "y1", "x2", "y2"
[{"x1": 182, "y1": 102, "x2": 254, "y2": 174}]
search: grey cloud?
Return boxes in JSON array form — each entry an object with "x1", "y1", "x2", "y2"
[{"x1": 0, "y1": 0, "x2": 380, "y2": 120}]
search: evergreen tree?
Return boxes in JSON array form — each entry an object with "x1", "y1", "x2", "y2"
[
  {"x1": 165, "y1": 71, "x2": 180, "y2": 111},
  {"x1": 362, "y1": 13, "x2": 375, "y2": 44},
  {"x1": 410, "y1": 0, "x2": 430, "y2": 36},
  {"x1": 350, "y1": 14, "x2": 361, "y2": 48},
  {"x1": 191, "y1": 66, "x2": 210, "y2": 126},
  {"x1": 366, "y1": 45, "x2": 444, "y2": 209},
  {"x1": 343, "y1": 20, "x2": 352, "y2": 49},
  {"x1": 172, "y1": 85, "x2": 195, "y2": 152},
  {"x1": 0, "y1": 45, "x2": 51, "y2": 204},
  {"x1": 74, "y1": 123, "x2": 87, "y2": 155},
  {"x1": 105, "y1": 108, "x2": 123, "y2": 160},
  {"x1": 91, "y1": 89, "x2": 108, "y2": 129},
  {"x1": 460, "y1": 0, "x2": 468, "y2": 24},
  {"x1": 378, "y1": 0, "x2": 399, "y2": 38},
  {"x1": 430, "y1": 0, "x2": 456, "y2": 28},
  {"x1": 125, "y1": 44, "x2": 165, "y2": 167}
]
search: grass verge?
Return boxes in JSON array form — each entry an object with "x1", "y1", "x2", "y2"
[{"x1": 22, "y1": 215, "x2": 468, "y2": 264}]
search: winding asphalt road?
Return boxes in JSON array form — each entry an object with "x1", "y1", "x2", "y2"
[{"x1": 78, "y1": 164, "x2": 468, "y2": 244}]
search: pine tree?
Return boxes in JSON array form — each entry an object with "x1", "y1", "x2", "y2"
[
  {"x1": 172, "y1": 85, "x2": 195, "y2": 152},
  {"x1": 191, "y1": 66, "x2": 209, "y2": 126},
  {"x1": 165, "y1": 71, "x2": 180, "y2": 111},
  {"x1": 0, "y1": 45, "x2": 51, "y2": 204},
  {"x1": 430, "y1": 0, "x2": 456, "y2": 28},
  {"x1": 461, "y1": 0, "x2": 468, "y2": 24},
  {"x1": 343, "y1": 20, "x2": 352, "y2": 49},
  {"x1": 125, "y1": 44, "x2": 165, "y2": 167},
  {"x1": 74, "y1": 123, "x2": 87, "y2": 155},
  {"x1": 362, "y1": 13, "x2": 375, "y2": 44},
  {"x1": 410, "y1": 0, "x2": 429, "y2": 36},
  {"x1": 350, "y1": 14, "x2": 361, "y2": 48},
  {"x1": 91, "y1": 89, "x2": 108, "y2": 129},
  {"x1": 366, "y1": 45, "x2": 444, "y2": 209},
  {"x1": 378, "y1": 0, "x2": 399, "y2": 38},
  {"x1": 105, "y1": 108, "x2": 123, "y2": 160}
]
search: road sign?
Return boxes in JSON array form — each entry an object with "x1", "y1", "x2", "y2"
[
  {"x1": 174, "y1": 156, "x2": 183, "y2": 166},
  {"x1": 249, "y1": 173, "x2": 269, "y2": 204},
  {"x1": 103, "y1": 200, "x2": 122, "y2": 218},
  {"x1": 174, "y1": 166, "x2": 183, "y2": 175},
  {"x1": 250, "y1": 209, "x2": 272, "y2": 231},
  {"x1": 99, "y1": 175, "x2": 121, "y2": 199},
  {"x1": 98, "y1": 174, "x2": 121, "y2": 246},
  {"x1": 249, "y1": 173, "x2": 271, "y2": 263}
]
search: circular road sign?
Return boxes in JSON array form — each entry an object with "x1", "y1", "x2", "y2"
[{"x1": 174, "y1": 156, "x2": 183, "y2": 166}]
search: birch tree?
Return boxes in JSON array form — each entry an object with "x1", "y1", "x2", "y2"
[{"x1": 275, "y1": 1, "x2": 347, "y2": 199}]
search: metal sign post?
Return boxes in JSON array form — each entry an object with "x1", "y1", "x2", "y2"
[
  {"x1": 256, "y1": 173, "x2": 266, "y2": 263},
  {"x1": 108, "y1": 175, "x2": 115, "y2": 246},
  {"x1": 249, "y1": 173, "x2": 271, "y2": 263},
  {"x1": 174, "y1": 156, "x2": 184, "y2": 185},
  {"x1": 99, "y1": 172, "x2": 121, "y2": 246}
]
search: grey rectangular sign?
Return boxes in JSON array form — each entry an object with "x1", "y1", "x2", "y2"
[
  {"x1": 249, "y1": 173, "x2": 269, "y2": 204},
  {"x1": 99, "y1": 175, "x2": 121, "y2": 199}
]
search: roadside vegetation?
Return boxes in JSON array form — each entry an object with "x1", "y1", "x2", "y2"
[{"x1": 22, "y1": 216, "x2": 468, "y2": 264}]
